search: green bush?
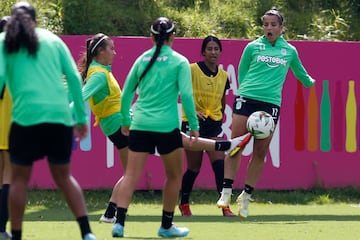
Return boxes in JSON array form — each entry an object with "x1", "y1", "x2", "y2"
[{"x1": 1, "y1": 1, "x2": 360, "y2": 42}]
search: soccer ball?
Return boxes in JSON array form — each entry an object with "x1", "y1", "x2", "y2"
[{"x1": 246, "y1": 111, "x2": 275, "y2": 139}]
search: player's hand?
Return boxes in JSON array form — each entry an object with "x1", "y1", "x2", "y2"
[
  {"x1": 188, "y1": 130, "x2": 199, "y2": 147},
  {"x1": 74, "y1": 124, "x2": 88, "y2": 141},
  {"x1": 196, "y1": 111, "x2": 206, "y2": 121},
  {"x1": 121, "y1": 126, "x2": 130, "y2": 136}
]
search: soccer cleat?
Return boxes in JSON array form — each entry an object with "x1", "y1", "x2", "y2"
[
  {"x1": 222, "y1": 207, "x2": 236, "y2": 217},
  {"x1": 179, "y1": 203, "x2": 192, "y2": 217},
  {"x1": 83, "y1": 233, "x2": 96, "y2": 240},
  {"x1": 158, "y1": 224, "x2": 189, "y2": 238},
  {"x1": 99, "y1": 214, "x2": 117, "y2": 223},
  {"x1": 216, "y1": 188, "x2": 232, "y2": 208},
  {"x1": 226, "y1": 133, "x2": 252, "y2": 157},
  {"x1": 236, "y1": 191, "x2": 253, "y2": 218},
  {"x1": 0, "y1": 232, "x2": 11, "y2": 240},
  {"x1": 112, "y1": 223, "x2": 124, "y2": 238}
]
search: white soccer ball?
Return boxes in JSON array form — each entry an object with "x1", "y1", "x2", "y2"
[{"x1": 246, "y1": 111, "x2": 275, "y2": 139}]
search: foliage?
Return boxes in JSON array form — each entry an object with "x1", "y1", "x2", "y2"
[
  {"x1": 62, "y1": 0, "x2": 160, "y2": 36},
  {"x1": 0, "y1": 0, "x2": 63, "y2": 34},
  {"x1": 298, "y1": 9, "x2": 350, "y2": 41}
]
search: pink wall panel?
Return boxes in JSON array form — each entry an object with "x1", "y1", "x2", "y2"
[{"x1": 29, "y1": 36, "x2": 360, "y2": 190}]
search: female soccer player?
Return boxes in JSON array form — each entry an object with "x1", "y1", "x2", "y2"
[
  {"x1": 0, "y1": 15, "x2": 11, "y2": 239},
  {"x1": 0, "y1": 2, "x2": 96, "y2": 239},
  {"x1": 77, "y1": 33, "x2": 128, "y2": 224},
  {"x1": 217, "y1": 7, "x2": 315, "y2": 218},
  {"x1": 111, "y1": 17, "x2": 199, "y2": 238},
  {"x1": 179, "y1": 35, "x2": 235, "y2": 217}
]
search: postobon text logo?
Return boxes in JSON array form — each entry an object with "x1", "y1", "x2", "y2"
[{"x1": 257, "y1": 55, "x2": 287, "y2": 68}]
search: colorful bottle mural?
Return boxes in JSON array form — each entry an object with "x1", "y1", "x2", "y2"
[
  {"x1": 294, "y1": 81, "x2": 305, "y2": 151},
  {"x1": 307, "y1": 85, "x2": 318, "y2": 151},
  {"x1": 333, "y1": 80, "x2": 344, "y2": 152},
  {"x1": 320, "y1": 80, "x2": 331, "y2": 152},
  {"x1": 345, "y1": 80, "x2": 357, "y2": 152}
]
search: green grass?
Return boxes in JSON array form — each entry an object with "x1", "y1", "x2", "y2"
[{"x1": 16, "y1": 188, "x2": 360, "y2": 239}]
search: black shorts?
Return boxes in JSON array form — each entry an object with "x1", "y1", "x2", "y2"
[
  {"x1": 128, "y1": 129, "x2": 183, "y2": 155},
  {"x1": 108, "y1": 128, "x2": 128, "y2": 149},
  {"x1": 233, "y1": 96, "x2": 280, "y2": 124},
  {"x1": 9, "y1": 122, "x2": 73, "y2": 166},
  {"x1": 182, "y1": 118, "x2": 223, "y2": 138}
]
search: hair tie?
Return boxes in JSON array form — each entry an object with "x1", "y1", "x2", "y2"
[
  {"x1": 90, "y1": 36, "x2": 107, "y2": 54},
  {"x1": 150, "y1": 22, "x2": 174, "y2": 35}
]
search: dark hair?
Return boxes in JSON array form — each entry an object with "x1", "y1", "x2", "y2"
[
  {"x1": 138, "y1": 17, "x2": 175, "y2": 82},
  {"x1": 263, "y1": 7, "x2": 284, "y2": 25},
  {"x1": 77, "y1": 33, "x2": 110, "y2": 80},
  {"x1": 0, "y1": 16, "x2": 10, "y2": 33},
  {"x1": 201, "y1": 35, "x2": 222, "y2": 55},
  {"x1": 5, "y1": 1, "x2": 38, "y2": 56}
]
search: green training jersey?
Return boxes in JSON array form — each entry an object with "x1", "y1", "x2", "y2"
[
  {"x1": 121, "y1": 45, "x2": 199, "y2": 132},
  {"x1": 238, "y1": 36, "x2": 315, "y2": 106},
  {"x1": 82, "y1": 61, "x2": 122, "y2": 136},
  {"x1": 0, "y1": 28, "x2": 87, "y2": 126}
]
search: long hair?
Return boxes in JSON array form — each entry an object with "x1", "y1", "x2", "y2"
[
  {"x1": 0, "y1": 16, "x2": 10, "y2": 33},
  {"x1": 5, "y1": 2, "x2": 38, "y2": 56},
  {"x1": 138, "y1": 17, "x2": 175, "y2": 83},
  {"x1": 77, "y1": 33, "x2": 109, "y2": 81},
  {"x1": 201, "y1": 35, "x2": 222, "y2": 55}
]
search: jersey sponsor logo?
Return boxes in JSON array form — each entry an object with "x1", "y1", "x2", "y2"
[
  {"x1": 256, "y1": 55, "x2": 287, "y2": 68},
  {"x1": 142, "y1": 56, "x2": 169, "y2": 62}
]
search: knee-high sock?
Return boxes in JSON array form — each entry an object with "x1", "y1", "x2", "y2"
[
  {"x1": 180, "y1": 169, "x2": 199, "y2": 204},
  {"x1": 77, "y1": 215, "x2": 91, "y2": 238},
  {"x1": 212, "y1": 160, "x2": 224, "y2": 194},
  {"x1": 0, "y1": 184, "x2": 9, "y2": 232},
  {"x1": 104, "y1": 201, "x2": 117, "y2": 218},
  {"x1": 115, "y1": 207, "x2": 127, "y2": 226},
  {"x1": 161, "y1": 210, "x2": 174, "y2": 229}
]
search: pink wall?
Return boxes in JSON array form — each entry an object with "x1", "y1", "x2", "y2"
[{"x1": 29, "y1": 36, "x2": 360, "y2": 190}]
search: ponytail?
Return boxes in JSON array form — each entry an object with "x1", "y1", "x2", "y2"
[
  {"x1": 5, "y1": 2, "x2": 38, "y2": 56},
  {"x1": 138, "y1": 17, "x2": 175, "y2": 84},
  {"x1": 77, "y1": 33, "x2": 109, "y2": 81}
]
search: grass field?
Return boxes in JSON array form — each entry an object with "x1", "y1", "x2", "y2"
[{"x1": 16, "y1": 188, "x2": 360, "y2": 239}]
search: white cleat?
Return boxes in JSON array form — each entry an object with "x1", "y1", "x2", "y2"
[
  {"x1": 236, "y1": 191, "x2": 253, "y2": 218},
  {"x1": 217, "y1": 188, "x2": 232, "y2": 208}
]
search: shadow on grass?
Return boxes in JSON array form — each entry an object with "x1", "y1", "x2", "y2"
[{"x1": 24, "y1": 210, "x2": 360, "y2": 222}]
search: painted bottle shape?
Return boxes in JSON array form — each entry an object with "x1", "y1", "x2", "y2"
[
  {"x1": 345, "y1": 80, "x2": 357, "y2": 152},
  {"x1": 80, "y1": 102, "x2": 92, "y2": 151},
  {"x1": 320, "y1": 80, "x2": 331, "y2": 152},
  {"x1": 333, "y1": 80, "x2": 343, "y2": 151},
  {"x1": 307, "y1": 86, "x2": 318, "y2": 151},
  {"x1": 294, "y1": 81, "x2": 305, "y2": 151}
]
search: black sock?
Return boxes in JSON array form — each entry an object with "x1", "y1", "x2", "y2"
[
  {"x1": 104, "y1": 201, "x2": 117, "y2": 218},
  {"x1": 211, "y1": 160, "x2": 224, "y2": 194},
  {"x1": 223, "y1": 178, "x2": 234, "y2": 188},
  {"x1": 215, "y1": 140, "x2": 231, "y2": 151},
  {"x1": 244, "y1": 184, "x2": 254, "y2": 194},
  {"x1": 180, "y1": 169, "x2": 199, "y2": 204},
  {"x1": 76, "y1": 215, "x2": 91, "y2": 238},
  {"x1": 161, "y1": 210, "x2": 174, "y2": 229},
  {"x1": 115, "y1": 207, "x2": 127, "y2": 226},
  {"x1": 11, "y1": 230, "x2": 21, "y2": 240},
  {"x1": 0, "y1": 184, "x2": 9, "y2": 232}
]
